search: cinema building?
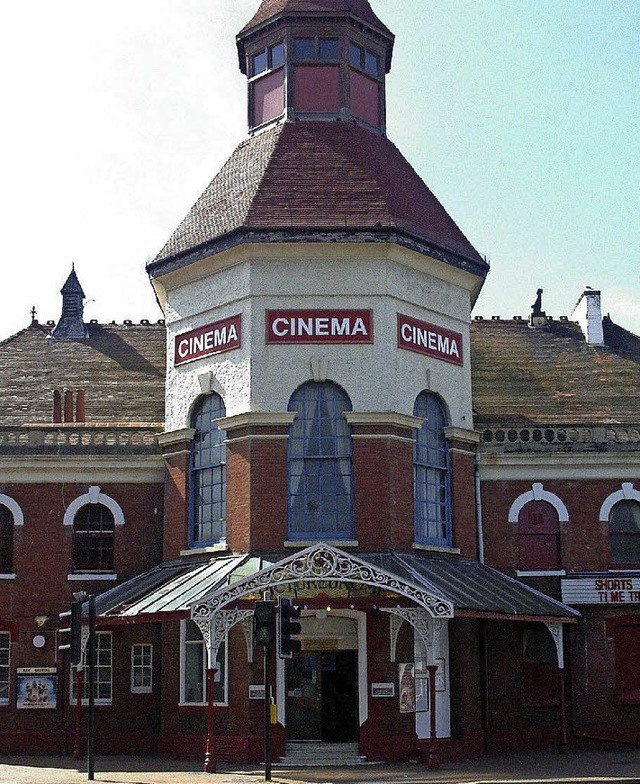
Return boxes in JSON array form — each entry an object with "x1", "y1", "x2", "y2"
[{"x1": 0, "y1": 0, "x2": 638, "y2": 767}]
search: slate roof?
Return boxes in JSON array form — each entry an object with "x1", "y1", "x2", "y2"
[
  {"x1": 94, "y1": 549, "x2": 578, "y2": 622},
  {"x1": 470, "y1": 317, "x2": 640, "y2": 426},
  {"x1": 150, "y1": 121, "x2": 487, "y2": 277},
  {"x1": 239, "y1": 0, "x2": 393, "y2": 40},
  {"x1": 0, "y1": 321, "x2": 166, "y2": 427}
]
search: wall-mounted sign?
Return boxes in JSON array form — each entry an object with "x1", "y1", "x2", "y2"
[
  {"x1": 371, "y1": 682, "x2": 395, "y2": 698},
  {"x1": 174, "y1": 315, "x2": 241, "y2": 366},
  {"x1": 397, "y1": 313, "x2": 463, "y2": 366},
  {"x1": 562, "y1": 576, "x2": 640, "y2": 605},
  {"x1": 266, "y1": 309, "x2": 373, "y2": 344},
  {"x1": 17, "y1": 670, "x2": 57, "y2": 710}
]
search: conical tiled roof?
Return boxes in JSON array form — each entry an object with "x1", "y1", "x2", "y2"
[
  {"x1": 239, "y1": 0, "x2": 393, "y2": 38},
  {"x1": 150, "y1": 121, "x2": 486, "y2": 277}
]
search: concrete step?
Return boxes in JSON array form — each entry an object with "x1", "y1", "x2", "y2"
[{"x1": 276, "y1": 741, "x2": 369, "y2": 767}]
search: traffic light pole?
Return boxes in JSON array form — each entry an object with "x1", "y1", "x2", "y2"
[
  {"x1": 263, "y1": 643, "x2": 272, "y2": 782},
  {"x1": 87, "y1": 595, "x2": 95, "y2": 781}
]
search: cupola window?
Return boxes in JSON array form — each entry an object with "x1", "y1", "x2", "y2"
[
  {"x1": 348, "y1": 42, "x2": 380, "y2": 77},
  {"x1": 293, "y1": 37, "x2": 340, "y2": 61},
  {"x1": 251, "y1": 42, "x2": 285, "y2": 77}
]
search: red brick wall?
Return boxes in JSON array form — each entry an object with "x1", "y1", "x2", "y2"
[
  {"x1": 449, "y1": 444, "x2": 477, "y2": 557},
  {"x1": 480, "y1": 477, "x2": 631, "y2": 573},
  {"x1": 162, "y1": 443, "x2": 191, "y2": 559}
]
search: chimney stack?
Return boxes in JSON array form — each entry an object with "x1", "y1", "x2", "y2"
[{"x1": 571, "y1": 287, "x2": 604, "y2": 345}]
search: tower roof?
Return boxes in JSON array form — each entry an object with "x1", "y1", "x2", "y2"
[
  {"x1": 149, "y1": 121, "x2": 487, "y2": 279},
  {"x1": 240, "y1": 0, "x2": 393, "y2": 39}
]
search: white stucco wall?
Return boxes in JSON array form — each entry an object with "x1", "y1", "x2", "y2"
[{"x1": 160, "y1": 243, "x2": 478, "y2": 432}]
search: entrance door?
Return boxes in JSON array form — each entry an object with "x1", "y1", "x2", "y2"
[{"x1": 286, "y1": 651, "x2": 358, "y2": 742}]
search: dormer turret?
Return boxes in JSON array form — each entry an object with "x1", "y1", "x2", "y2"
[
  {"x1": 51, "y1": 267, "x2": 88, "y2": 340},
  {"x1": 237, "y1": 0, "x2": 394, "y2": 134}
]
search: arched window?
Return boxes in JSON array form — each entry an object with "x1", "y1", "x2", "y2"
[
  {"x1": 609, "y1": 500, "x2": 640, "y2": 567},
  {"x1": 287, "y1": 381, "x2": 353, "y2": 540},
  {"x1": 72, "y1": 504, "x2": 115, "y2": 571},
  {"x1": 0, "y1": 506, "x2": 13, "y2": 573},
  {"x1": 190, "y1": 393, "x2": 227, "y2": 547},
  {"x1": 413, "y1": 392, "x2": 451, "y2": 547},
  {"x1": 518, "y1": 501, "x2": 560, "y2": 571}
]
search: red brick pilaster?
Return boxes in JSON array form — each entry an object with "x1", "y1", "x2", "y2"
[
  {"x1": 444, "y1": 427, "x2": 481, "y2": 558},
  {"x1": 158, "y1": 428, "x2": 195, "y2": 560}
]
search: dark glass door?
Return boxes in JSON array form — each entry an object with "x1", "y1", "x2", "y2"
[{"x1": 286, "y1": 651, "x2": 358, "y2": 741}]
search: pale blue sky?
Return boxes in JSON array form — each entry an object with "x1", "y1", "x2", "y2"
[{"x1": 0, "y1": 0, "x2": 637, "y2": 340}]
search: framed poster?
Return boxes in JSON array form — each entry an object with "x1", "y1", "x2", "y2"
[
  {"x1": 435, "y1": 657, "x2": 447, "y2": 692},
  {"x1": 415, "y1": 673, "x2": 429, "y2": 713},
  {"x1": 398, "y1": 662, "x2": 415, "y2": 713},
  {"x1": 17, "y1": 671, "x2": 57, "y2": 709}
]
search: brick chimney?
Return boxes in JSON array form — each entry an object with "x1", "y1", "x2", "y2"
[{"x1": 571, "y1": 287, "x2": 604, "y2": 345}]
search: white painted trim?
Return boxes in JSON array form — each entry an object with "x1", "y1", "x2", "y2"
[
  {"x1": 63, "y1": 487, "x2": 125, "y2": 527},
  {"x1": 516, "y1": 570, "x2": 566, "y2": 577},
  {"x1": 599, "y1": 482, "x2": 640, "y2": 522},
  {"x1": 0, "y1": 494, "x2": 24, "y2": 526},
  {"x1": 508, "y1": 483, "x2": 569, "y2": 523},
  {"x1": 67, "y1": 573, "x2": 118, "y2": 581},
  {"x1": 477, "y1": 452, "x2": 640, "y2": 481},
  {"x1": 0, "y1": 574, "x2": 17, "y2": 580},
  {"x1": 0, "y1": 456, "x2": 163, "y2": 484}
]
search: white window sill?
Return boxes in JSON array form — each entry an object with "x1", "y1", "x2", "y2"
[
  {"x1": 284, "y1": 540, "x2": 359, "y2": 548},
  {"x1": 180, "y1": 543, "x2": 228, "y2": 557},
  {"x1": 68, "y1": 573, "x2": 118, "y2": 581},
  {"x1": 517, "y1": 570, "x2": 566, "y2": 577},
  {"x1": 0, "y1": 573, "x2": 16, "y2": 580},
  {"x1": 412, "y1": 543, "x2": 460, "y2": 555}
]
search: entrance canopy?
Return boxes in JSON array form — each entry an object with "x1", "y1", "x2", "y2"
[{"x1": 94, "y1": 544, "x2": 578, "y2": 625}]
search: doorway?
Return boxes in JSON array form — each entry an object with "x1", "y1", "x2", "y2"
[{"x1": 286, "y1": 651, "x2": 359, "y2": 742}]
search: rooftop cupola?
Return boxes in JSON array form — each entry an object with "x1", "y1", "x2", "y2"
[
  {"x1": 237, "y1": 0, "x2": 394, "y2": 134},
  {"x1": 51, "y1": 267, "x2": 89, "y2": 340}
]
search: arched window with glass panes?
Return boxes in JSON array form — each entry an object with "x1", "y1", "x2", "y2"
[
  {"x1": 287, "y1": 381, "x2": 353, "y2": 540},
  {"x1": 190, "y1": 393, "x2": 226, "y2": 548},
  {"x1": 413, "y1": 392, "x2": 451, "y2": 547},
  {"x1": 72, "y1": 504, "x2": 115, "y2": 571},
  {"x1": 0, "y1": 505, "x2": 13, "y2": 573},
  {"x1": 609, "y1": 500, "x2": 640, "y2": 568}
]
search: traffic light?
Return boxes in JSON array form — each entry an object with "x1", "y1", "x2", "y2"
[
  {"x1": 58, "y1": 600, "x2": 83, "y2": 665},
  {"x1": 253, "y1": 600, "x2": 276, "y2": 647},
  {"x1": 278, "y1": 597, "x2": 302, "y2": 659}
]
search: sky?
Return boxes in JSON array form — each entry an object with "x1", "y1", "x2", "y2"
[{"x1": 0, "y1": 0, "x2": 638, "y2": 342}]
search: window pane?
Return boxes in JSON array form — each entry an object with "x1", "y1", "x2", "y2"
[
  {"x1": 0, "y1": 506, "x2": 13, "y2": 572},
  {"x1": 270, "y1": 42, "x2": 285, "y2": 69},
  {"x1": 73, "y1": 504, "x2": 114, "y2": 571},
  {"x1": 287, "y1": 382, "x2": 353, "y2": 538},
  {"x1": 252, "y1": 50, "x2": 267, "y2": 76},
  {"x1": 319, "y1": 38, "x2": 340, "y2": 60},
  {"x1": 348, "y1": 43, "x2": 362, "y2": 68},
  {"x1": 365, "y1": 51, "x2": 380, "y2": 76},
  {"x1": 293, "y1": 38, "x2": 314, "y2": 60},
  {"x1": 190, "y1": 394, "x2": 226, "y2": 546},
  {"x1": 0, "y1": 632, "x2": 9, "y2": 704},
  {"x1": 413, "y1": 392, "x2": 451, "y2": 546}
]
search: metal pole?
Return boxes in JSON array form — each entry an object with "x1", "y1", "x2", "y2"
[
  {"x1": 264, "y1": 644, "x2": 272, "y2": 782},
  {"x1": 87, "y1": 596, "x2": 95, "y2": 781},
  {"x1": 73, "y1": 667, "x2": 83, "y2": 760},
  {"x1": 204, "y1": 667, "x2": 217, "y2": 773}
]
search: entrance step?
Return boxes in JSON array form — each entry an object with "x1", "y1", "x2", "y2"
[{"x1": 277, "y1": 741, "x2": 368, "y2": 767}]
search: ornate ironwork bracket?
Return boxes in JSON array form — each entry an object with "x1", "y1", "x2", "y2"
[
  {"x1": 383, "y1": 607, "x2": 446, "y2": 664},
  {"x1": 544, "y1": 620, "x2": 564, "y2": 669},
  {"x1": 194, "y1": 608, "x2": 254, "y2": 665}
]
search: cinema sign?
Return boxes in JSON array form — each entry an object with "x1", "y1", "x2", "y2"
[
  {"x1": 174, "y1": 315, "x2": 241, "y2": 365},
  {"x1": 397, "y1": 313, "x2": 463, "y2": 366},
  {"x1": 266, "y1": 309, "x2": 373, "y2": 344}
]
